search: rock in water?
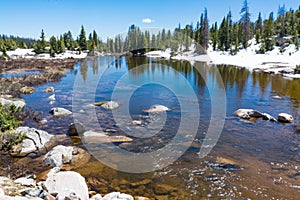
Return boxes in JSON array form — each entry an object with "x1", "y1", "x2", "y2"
[
  {"x1": 132, "y1": 120, "x2": 142, "y2": 125},
  {"x1": 44, "y1": 169, "x2": 89, "y2": 200},
  {"x1": 44, "y1": 145, "x2": 74, "y2": 167},
  {"x1": 20, "y1": 86, "x2": 35, "y2": 94},
  {"x1": 0, "y1": 97, "x2": 25, "y2": 109},
  {"x1": 12, "y1": 127, "x2": 53, "y2": 155},
  {"x1": 101, "y1": 192, "x2": 134, "y2": 200},
  {"x1": 50, "y1": 107, "x2": 72, "y2": 117},
  {"x1": 45, "y1": 87, "x2": 55, "y2": 93},
  {"x1": 235, "y1": 109, "x2": 264, "y2": 119},
  {"x1": 262, "y1": 113, "x2": 277, "y2": 122},
  {"x1": 94, "y1": 101, "x2": 120, "y2": 110},
  {"x1": 278, "y1": 113, "x2": 293, "y2": 123},
  {"x1": 143, "y1": 105, "x2": 170, "y2": 113},
  {"x1": 295, "y1": 124, "x2": 300, "y2": 132},
  {"x1": 68, "y1": 123, "x2": 85, "y2": 137},
  {"x1": 48, "y1": 94, "x2": 56, "y2": 101}
]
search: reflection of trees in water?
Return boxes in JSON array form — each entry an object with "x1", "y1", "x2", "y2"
[
  {"x1": 217, "y1": 65, "x2": 250, "y2": 97},
  {"x1": 80, "y1": 56, "x2": 300, "y2": 110},
  {"x1": 80, "y1": 61, "x2": 88, "y2": 83}
]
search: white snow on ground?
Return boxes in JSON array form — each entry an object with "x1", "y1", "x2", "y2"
[
  {"x1": 6, "y1": 48, "x2": 87, "y2": 59},
  {"x1": 145, "y1": 48, "x2": 171, "y2": 59},
  {"x1": 145, "y1": 38, "x2": 300, "y2": 78}
]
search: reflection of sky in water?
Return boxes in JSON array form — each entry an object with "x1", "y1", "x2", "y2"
[{"x1": 19, "y1": 56, "x2": 300, "y2": 164}]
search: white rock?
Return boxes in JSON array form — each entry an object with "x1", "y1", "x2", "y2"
[
  {"x1": 56, "y1": 191, "x2": 80, "y2": 200},
  {"x1": 0, "y1": 97, "x2": 25, "y2": 109},
  {"x1": 44, "y1": 170, "x2": 89, "y2": 200},
  {"x1": 101, "y1": 101, "x2": 120, "y2": 110},
  {"x1": 278, "y1": 113, "x2": 293, "y2": 123},
  {"x1": 14, "y1": 177, "x2": 36, "y2": 187},
  {"x1": 44, "y1": 145, "x2": 74, "y2": 167},
  {"x1": 91, "y1": 194, "x2": 102, "y2": 200},
  {"x1": 0, "y1": 176, "x2": 10, "y2": 185},
  {"x1": 50, "y1": 107, "x2": 72, "y2": 117},
  {"x1": 48, "y1": 94, "x2": 56, "y2": 101},
  {"x1": 143, "y1": 105, "x2": 170, "y2": 113},
  {"x1": 12, "y1": 127, "x2": 53, "y2": 155},
  {"x1": 102, "y1": 192, "x2": 134, "y2": 200},
  {"x1": 235, "y1": 109, "x2": 263, "y2": 119},
  {"x1": 131, "y1": 120, "x2": 142, "y2": 125},
  {"x1": 262, "y1": 113, "x2": 277, "y2": 122},
  {"x1": 0, "y1": 188, "x2": 4, "y2": 195}
]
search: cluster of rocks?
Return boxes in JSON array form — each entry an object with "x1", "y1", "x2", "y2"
[
  {"x1": 235, "y1": 109, "x2": 294, "y2": 123},
  {"x1": 0, "y1": 167, "x2": 137, "y2": 200}
]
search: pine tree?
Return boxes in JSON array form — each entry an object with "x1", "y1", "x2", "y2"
[
  {"x1": 240, "y1": 0, "x2": 251, "y2": 48},
  {"x1": 79, "y1": 25, "x2": 87, "y2": 50},
  {"x1": 255, "y1": 12, "x2": 263, "y2": 43},
  {"x1": 202, "y1": 8, "x2": 209, "y2": 51},
  {"x1": 277, "y1": 5, "x2": 286, "y2": 37},
  {"x1": 40, "y1": 29, "x2": 47, "y2": 50},
  {"x1": 57, "y1": 36, "x2": 65, "y2": 53},
  {"x1": 92, "y1": 30, "x2": 99, "y2": 49},
  {"x1": 262, "y1": 13, "x2": 275, "y2": 51},
  {"x1": 49, "y1": 36, "x2": 57, "y2": 54}
]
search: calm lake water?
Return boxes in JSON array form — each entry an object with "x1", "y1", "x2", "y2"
[{"x1": 18, "y1": 56, "x2": 300, "y2": 199}]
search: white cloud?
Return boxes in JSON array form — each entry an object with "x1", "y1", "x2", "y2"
[{"x1": 142, "y1": 18, "x2": 154, "y2": 24}]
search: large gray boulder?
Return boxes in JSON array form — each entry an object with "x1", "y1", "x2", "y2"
[
  {"x1": 44, "y1": 145, "x2": 74, "y2": 167},
  {"x1": 12, "y1": 127, "x2": 53, "y2": 155},
  {"x1": 0, "y1": 97, "x2": 25, "y2": 109},
  {"x1": 44, "y1": 168, "x2": 89, "y2": 200},
  {"x1": 50, "y1": 107, "x2": 72, "y2": 117}
]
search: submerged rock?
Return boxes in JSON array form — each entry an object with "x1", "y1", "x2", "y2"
[
  {"x1": 143, "y1": 105, "x2": 170, "y2": 113},
  {"x1": 44, "y1": 145, "x2": 74, "y2": 167},
  {"x1": 295, "y1": 124, "x2": 300, "y2": 132},
  {"x1": 45, "y1": 87, "x2": 55, "y2": 93},
  {"x1": 94, "y1": 101, "x2": 120, "y2": 110},
  {"x1": 83, "y1": 131, "x2": 133, "y2": 143},
  {"x1": 50, "y1": 107, "x2": 72, "y2": 117},
  {"x1": 43, "y1": 168, "x2": 89, "y2": 200},
  {"x1": 12, "y1": 127, "x2": 53, "y2": 156},
  {"x1": 0, "y1": 97, "x2": 25, "y2": 109},
  {"x1": 278, "y1": 113, "x2": 293, "y2": 123},
  {"x1": 48, "y1": 94, "x2": 56, "y2": 101},
  {"x1": 20, "y1": 86, "x2": 35, "y2": 94},
  {"x1": 68, "y1": 123, "x2": 85, "y2": 137}
]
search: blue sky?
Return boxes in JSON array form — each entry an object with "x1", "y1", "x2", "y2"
[{"x1": 0, "y1": 0, "x2": 299, "y2": 40}]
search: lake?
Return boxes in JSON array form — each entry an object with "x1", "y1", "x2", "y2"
[{"x1": 16, "y1": 56, "x2": 300, "y2": 199}]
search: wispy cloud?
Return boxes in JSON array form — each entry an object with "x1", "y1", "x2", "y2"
[{"x1": 142, "y1": 18, "x2": 154, "y2": 24}]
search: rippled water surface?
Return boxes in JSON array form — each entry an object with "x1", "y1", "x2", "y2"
[{"x1": 13, "y1": 56, "x2": 300, "y2": 199}]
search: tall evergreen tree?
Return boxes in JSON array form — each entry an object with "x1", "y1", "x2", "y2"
[
  {"x1": 240, "y1": 0, "x2": 251, "y2": 48},
  {"x1": 79, "y1": 25, "x2": 87, "y2": 50}
]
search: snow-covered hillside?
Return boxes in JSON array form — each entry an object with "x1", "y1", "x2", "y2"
[{"x1": 146, "y1": 38, "x2": 300, "y2": 78}]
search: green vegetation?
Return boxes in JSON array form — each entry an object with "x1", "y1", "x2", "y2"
[
  {"x1": 0, "y1": 103, "x2": 24, "y2": 151},
  {"x1": 295, "y1": 65, "x2": 300, "y2": 74},
  {"x1": 0, "y1": 104, "x2": 20, "y2": 132},
  {"x1": 0, "y1": 131, "x2": 26, "y2": 151}
]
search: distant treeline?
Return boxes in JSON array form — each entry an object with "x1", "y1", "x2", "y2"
[{"x1": 0, "y1": 0, "x2": 300, "y2": 57}]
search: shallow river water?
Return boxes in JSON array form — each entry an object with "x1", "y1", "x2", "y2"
[{"x1": 4, "y1": 56, "x2": 300, "y2": 199}]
